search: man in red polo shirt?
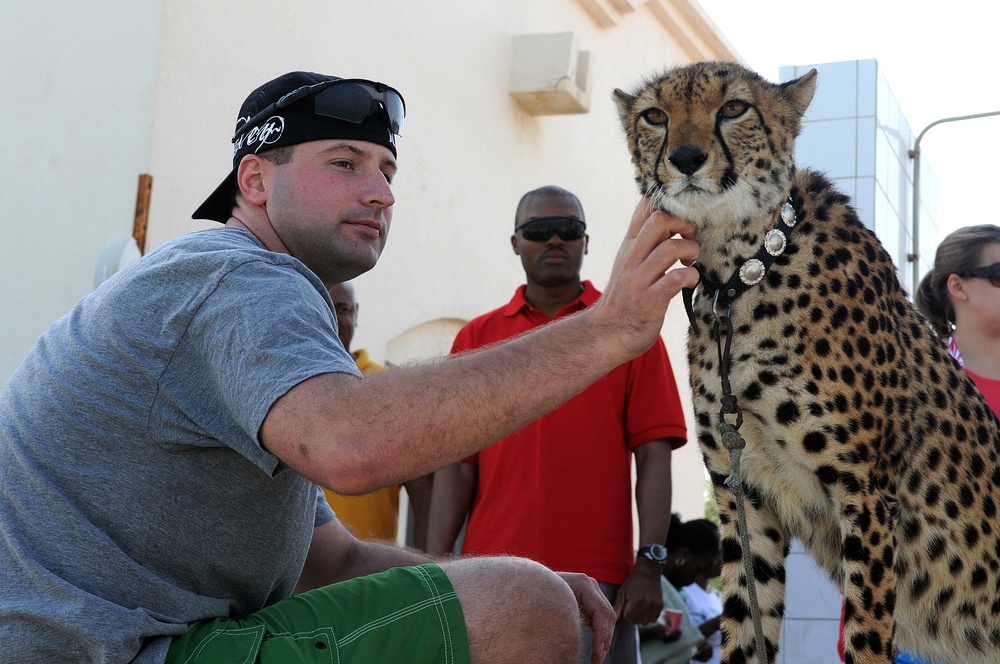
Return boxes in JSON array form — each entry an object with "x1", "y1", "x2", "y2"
[{"x1": 427, "y1": 185, "x2": 688, "y2": 664}]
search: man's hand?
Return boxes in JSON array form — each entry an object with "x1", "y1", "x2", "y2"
[
  {"x1": 591, "y1": 198, "x2": 699, "y2": 363},
  {"x1": 613, "y1": 561, "x2": 664, "y2": 626},
  {"x1": 556, "y1": 571, "x2": 616, "y2": 664}
]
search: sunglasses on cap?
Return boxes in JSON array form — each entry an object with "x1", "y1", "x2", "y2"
[
  {"x1": 515, "y1": 217, "x2": 587, "y2": 243},
  {"x1": 232, "y1": 78, "x2": 406, "y2": 144},
  {"x1": 956, "y1": 262, "x2": 1000, "y2": 287}
]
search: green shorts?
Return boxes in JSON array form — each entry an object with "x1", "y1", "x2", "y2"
[{"x1": 165, "y1": 563, "x2": 470, "y2": 664}]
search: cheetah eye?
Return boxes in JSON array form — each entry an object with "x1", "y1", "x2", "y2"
[
  {"x1": 719, "y1": 100, "x2": 749, "y2": 119},
  {"x1": 640, "y1": 108, "x2": 667, "y2": 125}
]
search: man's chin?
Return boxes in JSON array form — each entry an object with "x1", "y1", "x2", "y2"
[
  {"x1": 533, "y1": 270, "x2": 580, "y2": 289},
  {"x1": 315, "y1": 250, "x2": 380, "y2": 287}
]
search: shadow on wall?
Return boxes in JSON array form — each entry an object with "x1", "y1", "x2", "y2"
[{"x1": 385, "y1": 318, "x2": 468, "y2": 367}]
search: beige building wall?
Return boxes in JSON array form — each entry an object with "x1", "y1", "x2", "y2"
[
  {"x1": 1, "y1": 0, "x2": 162, "y2": 382},
  {"x1": 3, "y1": 0, "x2": 737, "y2": 522}
]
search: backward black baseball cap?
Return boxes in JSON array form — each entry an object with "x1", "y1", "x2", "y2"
[{"x1": 193, "y1": 71, "x2": 405, "y2": 222}]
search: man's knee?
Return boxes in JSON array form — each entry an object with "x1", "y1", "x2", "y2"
[{"x1": 442, "y1": 556, "x2": 580, "y2": 663}]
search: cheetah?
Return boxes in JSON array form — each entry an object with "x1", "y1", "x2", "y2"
[{"x1": 613, "y1": 61, "x2": 1000, "y2": 664}]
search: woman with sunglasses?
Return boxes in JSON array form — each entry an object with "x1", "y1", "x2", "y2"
[{"x1": 915, "y1": 223, "x2": 1000, "y2": 413}]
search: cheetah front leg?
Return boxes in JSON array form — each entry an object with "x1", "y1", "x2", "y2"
[
  {"x1": 839, "y1": 493, "x2": 897, "y2": 664},
  {"x1": 713, "y1": 477, "x2": 791, "y2": 664}
]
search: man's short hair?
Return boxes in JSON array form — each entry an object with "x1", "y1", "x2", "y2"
[{"x1": 515, "y1": 186, "x2": 584, "y2": 227}]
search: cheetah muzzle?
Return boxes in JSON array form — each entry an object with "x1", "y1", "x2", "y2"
[{"x1": 614, "y1": 61, "x2": 1000, "y2": 664}]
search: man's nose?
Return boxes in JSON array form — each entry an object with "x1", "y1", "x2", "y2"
[{"x1": 364, "y1": 172, "x2": 394, "y2": 209}]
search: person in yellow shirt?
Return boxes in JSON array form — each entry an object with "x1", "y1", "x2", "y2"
[{"x1": 323, "y1": 281, "x2": 432, "y2": 547}]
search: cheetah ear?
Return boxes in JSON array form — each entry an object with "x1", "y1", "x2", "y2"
[
  {"x1": 612, "y1": 88, "x2": 634, "y2": 132},
  {"x1": 779, "y1": 68, "x2": 818, "y2": 118}
]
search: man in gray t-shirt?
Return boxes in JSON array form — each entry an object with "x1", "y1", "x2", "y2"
[{"x1": 0, "y1": 71, "x2": 700, "y2": 663}]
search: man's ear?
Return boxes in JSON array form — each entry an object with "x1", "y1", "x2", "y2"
[
  {"x1": 511, "y1": 234, "x2": 520, "y2": 256},
  {"x1": 236, "y1": 154, "x2": 269, "y2": 206},
  {"x1": 584, "y1": 234, "x2": 589, "y2": 255}
]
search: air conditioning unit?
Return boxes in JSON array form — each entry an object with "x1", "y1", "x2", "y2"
[{"x1": 509, "y1": 32, "x2": 592, "y2": 115}]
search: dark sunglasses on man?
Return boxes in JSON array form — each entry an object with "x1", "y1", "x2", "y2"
[
  {"x1": 515, "y1": 217, "x2": 587, "y2": 243},
  {"x1": 233, "y1": 78, "x2": 406, "y2": 144},
  {"x1": 956, "y1": 262, "x2": 1000, "y2": 288}
]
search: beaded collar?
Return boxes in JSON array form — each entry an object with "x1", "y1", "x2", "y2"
[{"x1": 683, "y1": 193, "x2": 801, "y2": 333}]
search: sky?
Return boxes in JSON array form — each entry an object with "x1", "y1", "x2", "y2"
[{"x1": 693, "y1": 0, "x2": 1000, "y2": 247}]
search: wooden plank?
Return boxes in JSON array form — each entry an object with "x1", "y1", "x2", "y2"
[{"x1": 132, "y1": 173, "x2": 153, "y2": 255}]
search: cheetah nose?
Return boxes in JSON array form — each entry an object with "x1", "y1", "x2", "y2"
[{"x1": 668, "y1": 146, "x2": 708, "y2": 175}]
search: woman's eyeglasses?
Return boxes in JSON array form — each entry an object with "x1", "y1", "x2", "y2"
[
  {"x1": 956, "y1": 262, "x2": 1000, "y2": 288},
  {"x1": 515, "y1": 217, "x2": 587, "y2": 243}
]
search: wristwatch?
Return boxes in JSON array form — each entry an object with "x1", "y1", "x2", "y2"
[{"x1": 637, "y1": 543, "x2": 668, "y2": 565}]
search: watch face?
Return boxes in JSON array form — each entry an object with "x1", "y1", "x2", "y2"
[{"x1": 641, "y1": 544, "x2": 667, "y2": 563}]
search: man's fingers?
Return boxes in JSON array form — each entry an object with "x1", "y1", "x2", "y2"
[
  {"x1": 555, "y1": 571, "x2": 616, "y2": 664},
  {"x1": 648, "y1": 209, "x2": 697, "y2": 242},
  {"x1": 589, "y1": 600, "x2": 616, "y2": 664},
  {"x1": 660, "y1": 264, "x2": 701, "y2": 292},
  {"x1": 624, "y1": 197, "x2": 657, "y2": 239},
  {"x1": 652, "y1": 237, "x2": 700, "y2": 271},
  {"x1": 625, "y1": 198, "x2": 696, "y2": 242},
  {"x1": 627, "y1": 210, "x2": 699, "y2": 279},
  {"x1": 593, "y1": 198, "x2": 701, "y2": 364},
  {"x1": 590, "y1": 613, "x2": 615, "y2": 664}
]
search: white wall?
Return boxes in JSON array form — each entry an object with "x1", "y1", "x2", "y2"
[{"x1": 0, "y1": 0, "x2": 162, "y2": 380}]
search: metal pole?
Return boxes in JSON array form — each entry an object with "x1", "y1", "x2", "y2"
[{"x1": 908, "y1": 110, "x2": 1000, "y2": 290}]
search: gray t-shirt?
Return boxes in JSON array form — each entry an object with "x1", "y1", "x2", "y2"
[{"x1": 0, "y1": 228, "x2": 358, "y2": 662}]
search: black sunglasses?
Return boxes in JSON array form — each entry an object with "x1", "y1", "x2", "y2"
[
  {"x1": 956, "y1": 262, "x2": 1000, "y2": 288},
  {"x1": 232, "y1": 78, "x2": 405, "y2": 144},
  {"x1": 515, "y1": 217, "x2": 587, "y2": 243}
]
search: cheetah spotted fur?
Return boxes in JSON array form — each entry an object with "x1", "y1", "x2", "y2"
[{"x1": 614, "y1": 61, "x2": 1000, "y2": 664}]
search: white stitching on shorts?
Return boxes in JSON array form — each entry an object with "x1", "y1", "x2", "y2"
[
  {"x1": 415, "y1": 565, "x2": 455, "y2": 664},
  {"x1": 179, "y1": 624, "x2": 264, "y2": 664}
]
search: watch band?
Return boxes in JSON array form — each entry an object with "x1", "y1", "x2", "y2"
[{"x1": 637, "y1": 543, "x2": 668, "y2": 564}]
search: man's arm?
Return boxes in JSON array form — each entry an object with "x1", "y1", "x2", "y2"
[
  {"x1": 613, "y1": 439, "x2": 677, "y2": 625},
  {"x1": 261, "y1": 202, "x2": 699, "y2": 494},
  {"x1": 401, "y1": 473, "x2": 433, "y2": 551},
  {"x1": 294, "y1": 518, "x2": 431, "y2": 594},
  {"x1": 425, "y1": 461, "x2": 477, "y2": 555}
]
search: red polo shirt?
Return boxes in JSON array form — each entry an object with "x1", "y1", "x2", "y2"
[{"x1": 454, "y1": 281, "x2": 687, "y2": 584}]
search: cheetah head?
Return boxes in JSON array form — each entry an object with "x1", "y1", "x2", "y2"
[{"x1": 613, "y1": 62, "x2": 817, "y2": 234}]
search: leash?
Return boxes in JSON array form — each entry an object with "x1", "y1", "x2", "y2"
[
  {"x1": 682, "y1": 193, "x2": 801, "y2": 664},
  {"x1": 714, "y1": 293, "x2": 768, "y2": 664}
]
